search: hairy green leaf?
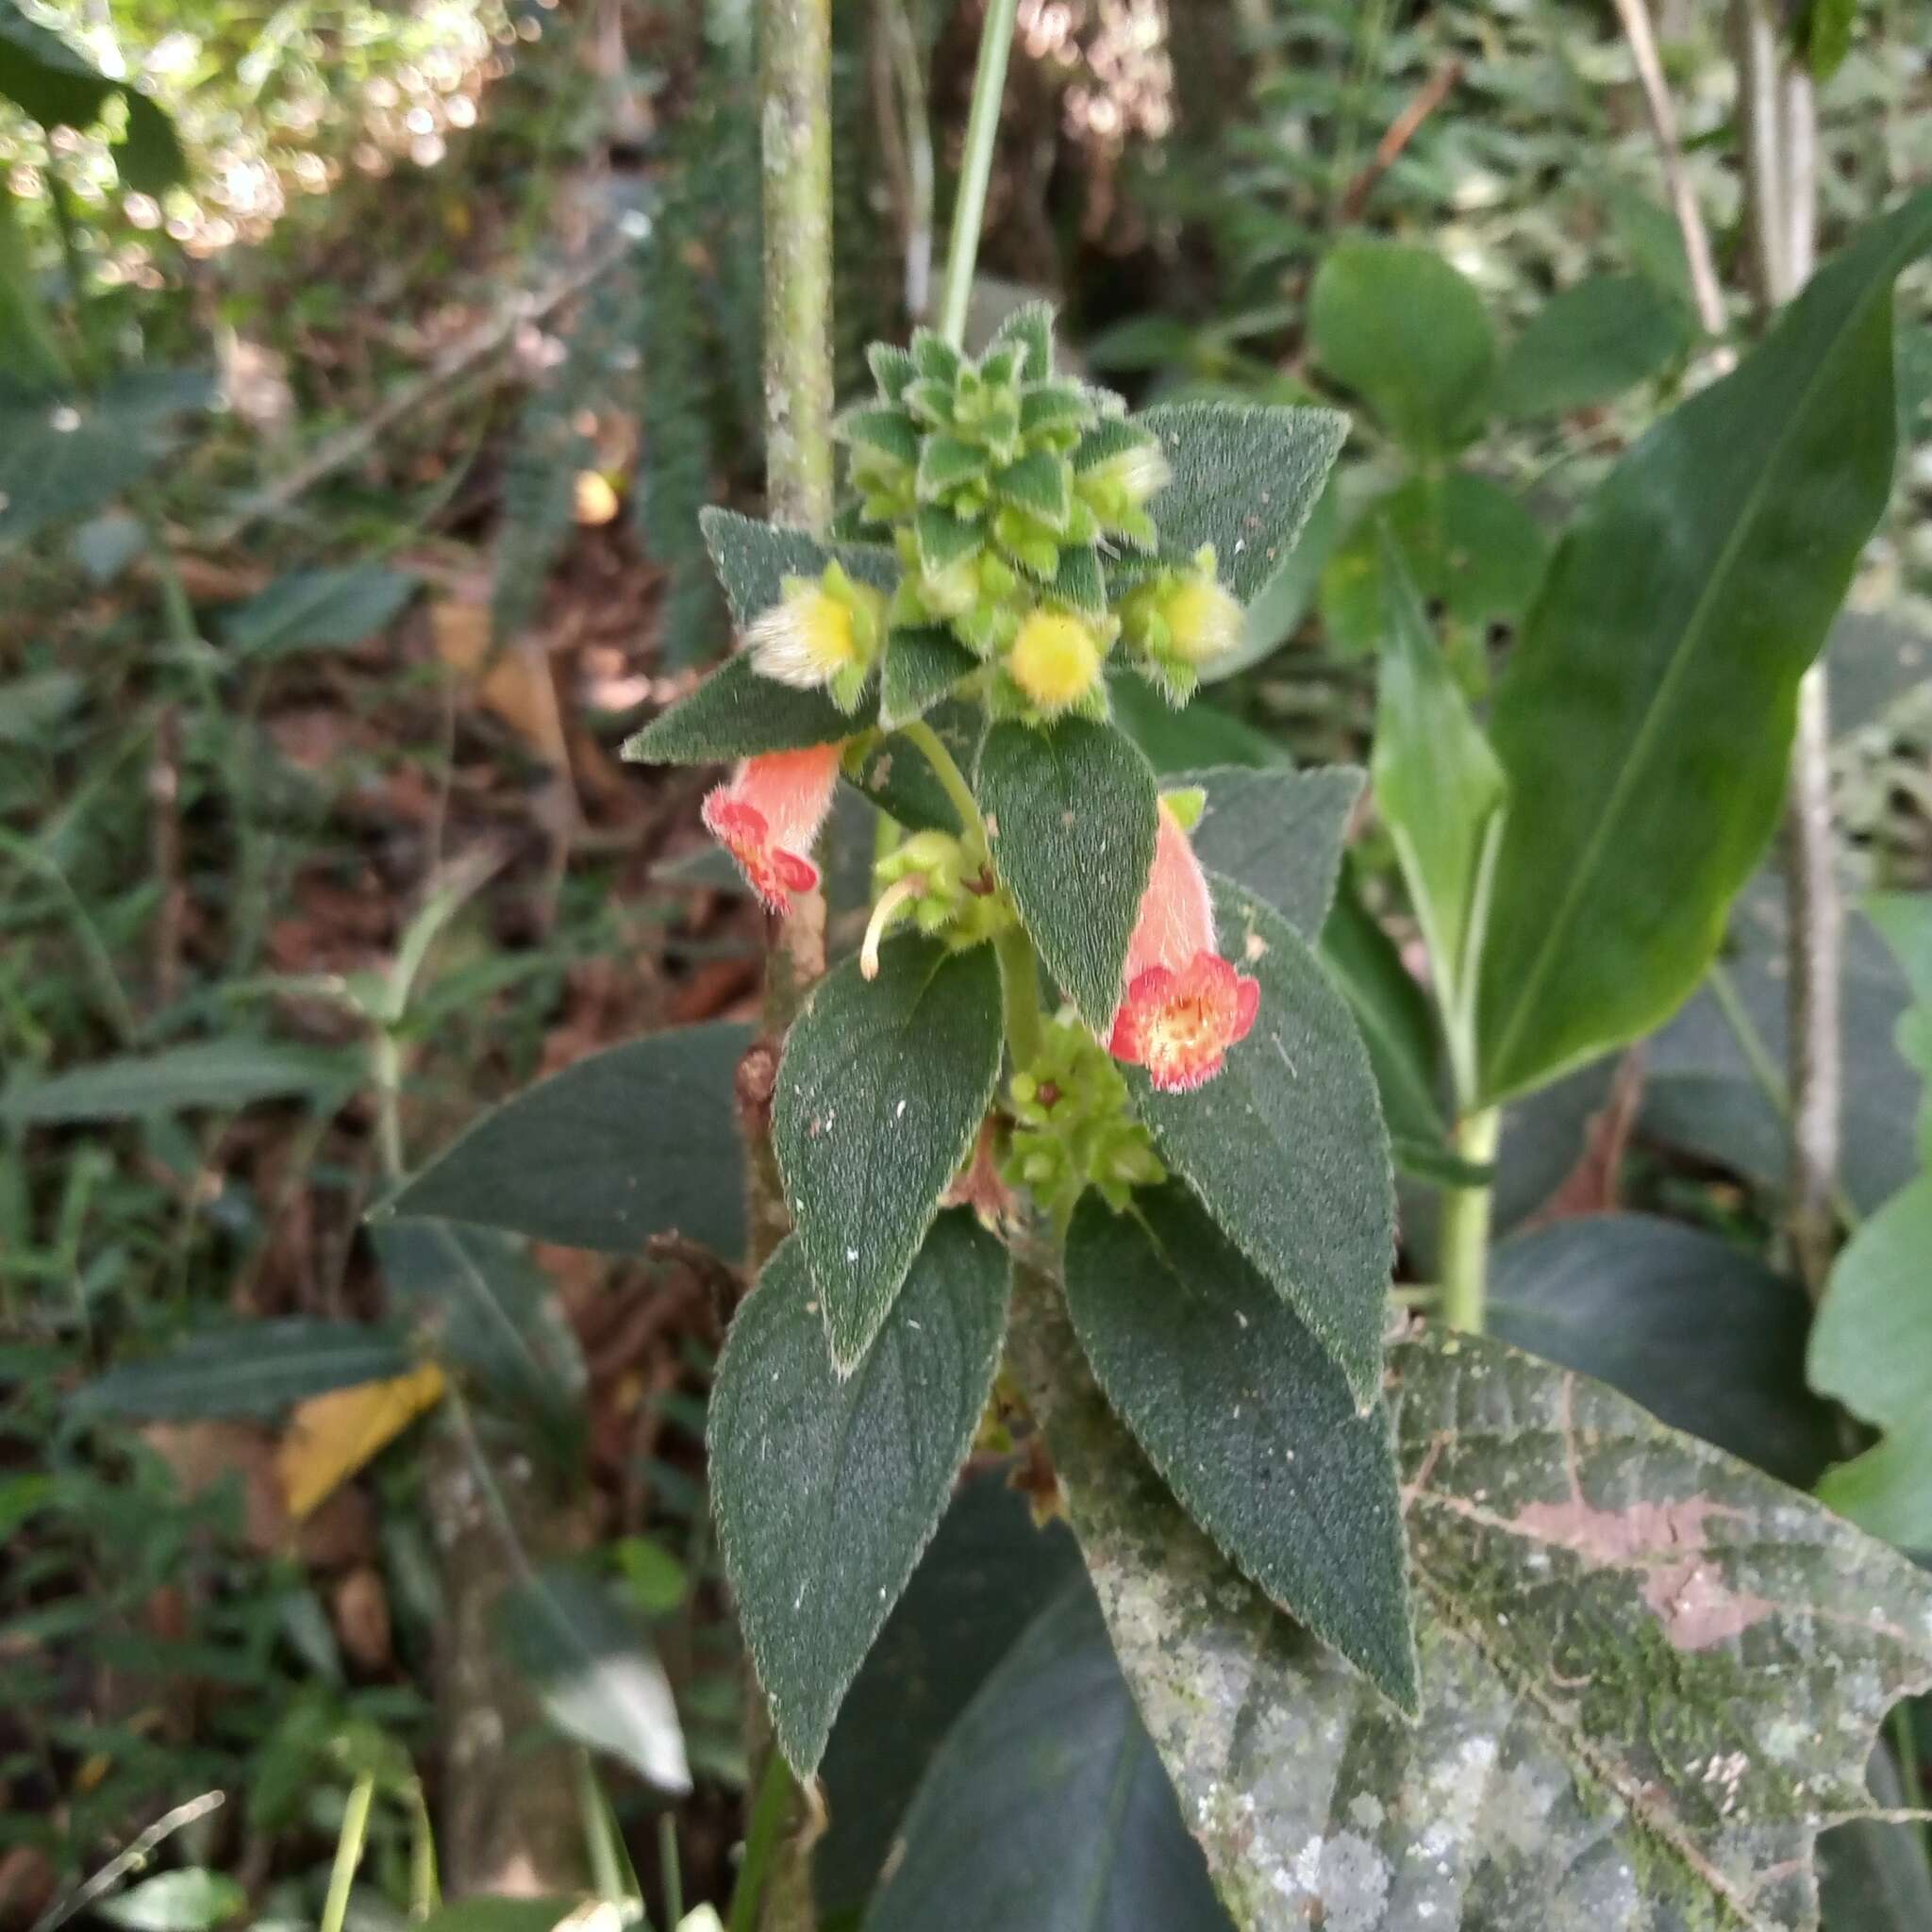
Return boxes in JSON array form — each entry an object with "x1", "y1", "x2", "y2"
[
  {"x1": 1138, "y1": 401, "x2": 1348, "y2": 603},
  {"x1": 711, "y1": 1214, "x2": 1008, "y2": 1774},
  {"x1": 1179, "y1": 763, "x2": 1360, "y2": 939},
  {"x1": 622, "y1": 652, "x2": 873, "y2": 763},
  {"x1": 878, "y1": 625, "x2": 976, "y2": 729},
  {"x1": 385, "y1": 1023, "x2": 750, "y2": 1261},
  {"x1": 1, "y1": 1038, "x2": 356, "y2": 1124},
  {"x1": 1067, "y1": 1186, "x2": 1415, "y2": 1705},
  {"x1": 697, "y1": 506, "x2": 895, "y2": 629},
  {"x1": 865, "y1": 1581, "x2": 1229, "y2": 1932},
  {"x1": 495, "y1": 1564, "x2": 689, "y2": 1792},
  {"x1": 977, "y1": 718, "x2": 1158, "y2": 1034},
  {"x1": 1108, "y1": 669, "x2": 1283, "y2": 774},
  {"x1": 774, "y1": 939, "x2": 1003, "y2": 1370},
  {"x1": 1479, "y1": 187, "x2": 1932, "y2": 1103},
  {"x1": 1009, "y1": 1287, "x2": 1932, "y2": 1932},
  {"x1": 72, "y1": 1321, "x2": 412, "y2": 1422},
  {"x1": 1126, "y1": 877, "x2": 1394, "y2": 1407},
  {"x1": 1308, "y1": 241, "x2": 1495, "y2": 454},
  {"x1": 1494, "y1": 274, "x2": 1694, "y2": 421}
]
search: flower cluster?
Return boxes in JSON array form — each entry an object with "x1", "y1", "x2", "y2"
[{"x1": 1006, "y1": 1015, "x2": 1168, "y2": 1218}]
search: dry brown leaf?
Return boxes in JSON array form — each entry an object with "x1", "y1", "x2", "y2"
[
  {"x1": 276, "y1": 1363, "x2": 446, "y2": 1520},
  {"x1": 333, "y1": 1565, "x2": 393, "y2": 1672},
  {"x1": 432, "y1": 596, "x2": 574, "y2": 774}
]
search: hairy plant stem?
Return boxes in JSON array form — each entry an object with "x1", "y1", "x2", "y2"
[
  {"x1": 1438, "y1": 1108, "x2": 1500, "y2": 1336},
  {"x1": 1731, "y1": 0, "x2": 1839, "y2": 1297},
  {"x1": 935, "y1": 0, "x2": 1021, "y2": 349},
  {"x1": 902, "y1": 717, "x2": 984, "y2": 838}
]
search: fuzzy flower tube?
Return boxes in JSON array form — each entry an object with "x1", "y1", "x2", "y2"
[
  {"x1": 1108, "y1": 798, "x2": 1259, "y2": 1091},
  {"x1": 701, "y1": 742, "x2": 843, "y2": 913}
]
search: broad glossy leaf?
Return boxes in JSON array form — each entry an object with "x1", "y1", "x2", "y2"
[
  {"x1": 1, "y1": 1038, "x2": 357, "y2": 1124},
  {"x1": 1641, "y1": 874, "x2": 1918, "y2": 1215},
  {"x1": 710, "y1": 1214, "x2": 1008, "y2": 1774},
  {"x1": 1490, "y1": 1214, "x2": 1838, "y2": 1489},
  {"x1": 1179, "y1": 763, "x2": 1359, "y2": 938},
  {"x1": 773, "y1": 938, "x2": 1003, "y2": 1370},
  {"x1": 1067, "y1": 1186, "x2": 1415, "y2": 1705},
  {"x1": 219, "y1": 567, "x2": 419, "y2": 658},
  {"x1": 1308, "y1": 241, "x2": 1495, "y2": 454},
  {"x1": 622, "y1": 652, "x2": 874, "y2": 763},
  {"x1": 877, "y1": 625, "x2": 975, "y2": 729},
  {"x1": 1479, "y1": 188, "x2": 1932, "y2": 1103},
  {"x1": 1010, "y1": 1285, "x2": 1932, "y2": 1932},
  {"x1": 1321, "y1": 469, "x2": 1549, "y2": 660},
  {"x1": 72, "y1": 1321, "x2": 412, "y2": 1422},
  {"x1": 385, "y1": 1023, "x2": 750, "y2": 1262},
  {"x1": 1494, "y1": 274, "x2": 1694, "y2": 421},
  {"x1": 976, "y1": 718, "x2": 1158, "y2": 1034},
  {"x1": 1371, "y1": 535, "x2": 1507, "y2": 1057},
  {"x1": 695, "y1": 507, "x2": 896, "y2": 629},
  {"x1": 1137, "y1": 401, "x2": 1347, "y2": 602},
  {"x1": 865, "y1": 1580, "x2": 1229, "y2": 1932},
  {"x1": 1126, "y1": 876, "x2": 1394, "y2": 1407},
  {"x1": 495, "y1": 1563, "x2": 690, "y2": 1792},
  {"x1": 816, "y1": 1471, "x2": 1084, "y2": 1916},
  {"x1": 375, "y1": 1218, "x2": 587, "y2": 1457},
  {"x1": 0, "y1": 371, "x2": 214, "y2": 548}
]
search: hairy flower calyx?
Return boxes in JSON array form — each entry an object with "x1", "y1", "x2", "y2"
[
  {"x1": 860, "y1": 830, "x2": 1007, "y2": 974},
  {"x1": 1108, "y1": 797, "x2": 1259, "y2": 1091},
  {"x1": 1121, "y1": 546, "x2": 1244, "y2": 705},
  {"x1": 1005, "y1": 1015, "x2": 1167, "y2": 1217},
  {"x1": 745, "y1": 562, "x2": 885, "y2": 712},
  {"x1": 1003, "y1": 608, "x2": 1112, "y2": 721}
]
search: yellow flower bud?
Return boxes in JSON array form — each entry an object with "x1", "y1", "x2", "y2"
[
  {"x1": 1008, "y1": 610, "x2": 1103, "y2": 713},
  {"x1": 745, "y1": 566, "x2": 883, "y2": 710},
  {"x1": 1162, "y1": 575, "x2": 1243, "y2": 666}
]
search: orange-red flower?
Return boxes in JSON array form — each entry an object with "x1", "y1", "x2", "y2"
[
  {"x1": 1108, "y1": 799, "x2": 1260, "y2": 1091},
  {"x1": 701, "y1": 742, "x2": 843, "y2": 913}
]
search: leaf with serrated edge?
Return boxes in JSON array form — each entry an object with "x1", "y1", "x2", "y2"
[
  {"x1": 1066, "y1": 1185, "x2": 1415, "y2": 1706},
  {"x1": 709, "y1": 1214, "x2": 1008, "y2": 1774},
  {"x1": 1140, "y1": 402, "x2": 1348, "y2": 604},
  {"x1": 1179, "y1": 764, "x2": 1361, "y2": 938},
  {"x1": 879, "y1": 626, "x2": 977, "y2": 729},
  {"x1": 977, "y1": 719, "x2": 1158, "y2": 1035},
  {"x1": 774, "y1": 938, "x2": 1003, "y2": 1370},
  {"x1": 1008, "y1": 1275, "x2": 1932, "y2": 1932},
  {"x1": 1125, "y1": 874, "x2": 1394, "y2": 1407}
]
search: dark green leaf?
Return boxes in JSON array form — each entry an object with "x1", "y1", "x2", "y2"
[
  {"x1": 95, "y1": 1871, "x2": 245, "y2": 1932},
  {"x1": 1371, "y1": 533, "x2": 1507, "y2": 1072},
  {"x1": 72, "y1": 1321, "x2": 412, "y2": 1422},
  {"x1": 865, "y1": 1581, "x2": 1230, "y2": 1932},
  {"x1": 710, "y1": 1214, "x2": 1008, "y2": 1774},
  {"x1": 1047, "y1": 541, "x2": 1107, "y2": 614},
  {"x1": 496, "y1": 1563, "x2": 689, "y2": 1790},
  {"x1": 1198, "y1": 474, "x2": 1341, "y2": 684},
  {"x1": 622, "y1": 652, "x2": 873, "y2": 764},
  {"x1": 878, "y1": 625, "x2": 975, "y2": 730},
  {"x1": 816, "y1": 1471, "x2": 1084, "y2": 1916},
  {"x1": 1796, "y1": 0, "x2": 1857, "y2": 77},
  {"x1": 1819, "y1": 1747, "x2": 1932, "y2": 1932},
  {"x1": 1010, "y1": 1287, "x2": 1932, "y2": 1932},
  {"x1": 1321, "y1": 469, "x2": 1549, "y2": 660},
  {"x1": 1, "y1": 1038, "x2": 357, "y2": 1125},
  {"x1": 976, "y1": 718, "x2": 1158, "y2": 1034},
  {"x1": 696, "y1": 506, "x2": 895, "y2": 629},
  {"x1": 914, "y1": 503, "x2": 982, "y2": 574},
  {"x1": 1138, "y1": 401, "x2": 1348, "y2": 602},
  {"x1": 1108, "y1": 669, "x2": 1283, "y2": 773},
  {"x1": 1067, "y1": 1186, "x2": 1415, "y2": 1705},
  {"x1": 1128, "y1": 876, "x2": 1394, "y2": 1407},
  {"x1": 1490, "y1": 1214, "x2": 1838, "y2": 1489},
  {"x1": 989, "y1": 299, "x2": 1054, "y2": 382},
  {"x1": 1494, "y1": 275, "x2": 1695, "y2": 421},
  {"x1": 0, "y1": 370, "x2": 212, "y2": 548},
  {"x1": 773, "y1": 939, "x2": 1003, "y2": 1370},
  {"x1": 219, "y1": 567, "x2": 419, "y2": 658},
  {"x1": 375, "y1": 1219, "x2": 587, "y2": 1457},
  {"x1": 1178, "y1": 763, "x2": 1359, "y2": 937},
  {"x1": 385, "y1": 1023, "x2": 750, "y2": 1261},
  {"x1": 1308, "y1": 240, "x2": 1496, "y2": 453},
  {"x1": 846, "y1": 699, "x2": 986, "y2": 836},
  {"x1": 1479, "y1": 188, "x2": 1932, "y2": 1103},
  {"x1": 836, "y1": 404, "x2": 920, "y2": 465},
  {"x1": 994, "y1": 450, "x2": 1071, "y2": 528},
  {"x1": 917, "y1": 433, "x2": 987, "y2": 500}
]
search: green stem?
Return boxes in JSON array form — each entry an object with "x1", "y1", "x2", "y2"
[
  {"x1": 658, "y1": 1813, "x2": 683, "y2": 1928},
  {"x1": 576, "y1": 1752, "x2": 626, "y2": 1907},
  {"x1": 935, "y1": 0, "x2": 1020, "y2": 349},
  {"x1": 727, "y1": 1751, "x2": 794, "y2": 1932},
  {"x1": 408, "y1": 1785, "x2": 440, "y2": 1919},
  {"x1": 995, "y1": 923, "x2": 1044, "y2": 1069},
  {"x1": 901, "y1": 717, "x2": 983, "y2": 840},
  {"x1": 319, "y1": 1774, "x2": 375, "y2": 1932},
  {"x1": 1438, "y1": 1107, "x2": 1499, "y2": 1336}
]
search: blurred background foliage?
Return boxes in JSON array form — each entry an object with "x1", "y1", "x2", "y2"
[{"x1": 1, "y1": 0, "x2": 1929, "y2": 1927}]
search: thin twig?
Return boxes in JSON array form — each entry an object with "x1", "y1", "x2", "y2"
[
  {"x1": 1609, "y1": 0, "x2": 1729, "y2": 343},
  {"x1": 29, "y1": 1792, "x2": 225, "y2": 1932},
  {"x1": 1339, "y1": 60, "x2": 1464, "y2": 222}
]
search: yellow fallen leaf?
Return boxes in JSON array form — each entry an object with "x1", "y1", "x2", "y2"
[{"x1": 276, "y1": 1363, "x2": 446, "y2": 1520}]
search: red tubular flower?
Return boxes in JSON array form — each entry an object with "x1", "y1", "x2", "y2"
[
  {"x1": 701, "y1": 742, "x2": 843, "y2": 913},
  {"x1": 1108, "y1": 800, "x2": 1260, "y2": 1091}
]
